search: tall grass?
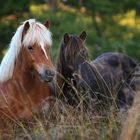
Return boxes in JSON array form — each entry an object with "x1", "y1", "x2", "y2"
[
  {"x1": 120, "y1": 91, "x2": 140, "y2": 140},
  {"x1": 0, "y1": 89, "x2": 127, "y2": 140},
  {"x1": 1, "y1": 75, "x2": 140, "y2": 140}
]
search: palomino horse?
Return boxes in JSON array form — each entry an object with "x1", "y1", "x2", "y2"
[
  {"x1": 56, "y1": 31, "x2": 137, "y2": 110},
  {"x1": 0, "y1": 19, "x2": 55, "y2": 132}
]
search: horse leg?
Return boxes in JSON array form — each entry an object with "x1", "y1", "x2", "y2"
[{"x1": 117, "y1": 83, "x2": 135, "y2": 108}]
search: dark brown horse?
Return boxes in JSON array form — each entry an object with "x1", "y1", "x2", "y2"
[
  {"x1": 56, "y1": 31, "x2": 137, "y2": 110},
  {"x1": 0, "y1": 19, "x2": 55, "y2": 133}
]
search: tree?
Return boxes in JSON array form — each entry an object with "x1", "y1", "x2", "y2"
[
  {"x1": 46, "y1": 0, "x2": 58, "y2": 11},
  {"x1": 62, "y1": 0, "x2": 140, "y2": 37}
]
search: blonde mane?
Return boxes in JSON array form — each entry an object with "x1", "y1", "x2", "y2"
[{"x1": 0, "y1": 19, "x2": 52, "y2": 82}]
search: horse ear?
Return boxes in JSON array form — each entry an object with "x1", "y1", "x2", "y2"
[
  {"x1": 79, "y1": 31, "x2": 87, "y2": 41},
  {"x1": 44, "y1": 20, "x2": 50, "y2": 28},
  {"x1": 64, "y1": 33, "x2": 70, "y2": 45},
  {"x1": 22, "y1": 21, "x2": 30, "y2": 41}
]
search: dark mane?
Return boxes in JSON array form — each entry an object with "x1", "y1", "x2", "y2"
[
  {"x1": 56, "y1": 33, "x2": 88, "y2": 80},
  {"x1": 64, "y1": 36, "x2": 85, "y2": 63}
]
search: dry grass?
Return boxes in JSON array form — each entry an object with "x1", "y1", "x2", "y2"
[
  {"x1": 1, "y1": 77, "x2": 140, "y2": 139},
  {"x1": 1, "y1": 76, "x2": 140, "y2": 140},
  {"x1": 120, "y1": 91, "x2": 140, "y2": 140},
  {"x1": 0, "y1": 97, "x2": 128, "y2": 140}
]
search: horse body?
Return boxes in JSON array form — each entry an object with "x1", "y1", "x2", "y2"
[
  {"x1": 79, "y1": 52, "x2": 136, "y2": 106},
  {"x1": 0, "y1": 19, "x2": 55, "y2": 132},
  {"x1": 0, "y1": 60, "x2": 52, "y2": 119},
  {"x1": 90, "y1": 52, "x2": 136, "y2": 92},
  {"x1": 56, "y1": 31, "x2": 136, "y2": 108}
]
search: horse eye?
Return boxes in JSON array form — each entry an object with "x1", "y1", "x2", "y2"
[{"x1": 28, "y1": 46, "x2": 34, "y2": 52}]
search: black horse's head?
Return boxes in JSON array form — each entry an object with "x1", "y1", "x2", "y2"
[{"x1": 57, "y1": 31, "x2": 89, "y2": 78}]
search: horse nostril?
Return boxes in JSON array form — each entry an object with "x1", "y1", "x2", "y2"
[
  {"x1": 51, "y1": 71, "x2": 55, "y2": 77},
  {"x1": 45, "y1": 69, "x2": 55, "y2": 77},
  {"x1": 39, "y1": 68, "x2": 55, "y2": 82}
]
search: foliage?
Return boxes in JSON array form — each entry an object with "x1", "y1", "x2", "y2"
[
  {"x1": 0, "y1": 1, "x2": 140, "y2": 62},
  {"x1": 62, "y1": 0, "x2": 140, "y2": 15},
  {"x1": 0, "y1": 0, "x2": 45, "y2": 17}
]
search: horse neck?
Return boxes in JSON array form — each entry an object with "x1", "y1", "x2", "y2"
[{"x1": 80, "y1": 61, "x2": 110, "y2": 94}]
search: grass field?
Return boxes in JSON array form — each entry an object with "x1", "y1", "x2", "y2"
[{"x1": 1, "y1": 93, "x2": 139, "y2": 140}]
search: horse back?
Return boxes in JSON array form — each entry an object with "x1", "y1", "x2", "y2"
[
  {"x1": 93, "y1": 52, "x2": 136, "y2": 67},
  {"x1": 91, "y1": 52, "x2": 136, "y2": 81},
  {"x1": 88, "y1": 52, "x2": 137, "y2": 106}
]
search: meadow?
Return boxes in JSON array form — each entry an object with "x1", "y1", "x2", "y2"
[{"x1": 0, "y1": 1, "x2": 140, "y2": 140}]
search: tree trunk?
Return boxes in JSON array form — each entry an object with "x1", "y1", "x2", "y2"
[
  {"x1": 47, "y1": 0, "x2": 58, "y2": 11},
  {"x1": 92, "y1": 13, "x2": 102, "y2": 38}
]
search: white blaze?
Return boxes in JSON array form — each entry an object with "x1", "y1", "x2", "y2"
[{"x1": 40, "y1": 42, "x2": 48, "y2": 59}]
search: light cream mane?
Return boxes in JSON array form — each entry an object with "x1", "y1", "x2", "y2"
[{"x1": 0, "y1": 19, "x2": 52, "y2": 82}]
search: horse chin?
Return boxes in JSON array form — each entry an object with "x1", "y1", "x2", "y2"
[
  {"x1": 44, "y1": 77, "x2": 54, "y2": 82},
  {"x1": 38, "y1": 68, "x2": 55, "y2": 82},
  {"x1": 39, "y1": 74, "x2": 54, "y2": 83}
]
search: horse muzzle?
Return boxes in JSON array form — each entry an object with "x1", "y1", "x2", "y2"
[{"x1": 39, "y1": 68, "x2": 55, "y2": 82}]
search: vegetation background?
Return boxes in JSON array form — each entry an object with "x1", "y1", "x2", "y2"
[{"x1": 0, "y1": 0, "x2": 140, "y2": 62}]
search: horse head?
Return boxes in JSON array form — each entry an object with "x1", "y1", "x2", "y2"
[
  {"x1": 20, "y1": 20, "x2": 55, "y2": 82},
  {"x1": 58, "y1": 31, "x2": 89, "y2": 78}
]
